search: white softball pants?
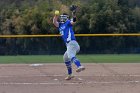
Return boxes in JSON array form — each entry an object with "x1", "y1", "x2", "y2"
[{"x1": 63, "y1": 40, "x2": 80, "y2": 62}]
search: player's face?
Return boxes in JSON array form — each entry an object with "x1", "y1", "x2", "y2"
[{"x1": 60, "y1": 15, "x2": 69, "y2": 23}]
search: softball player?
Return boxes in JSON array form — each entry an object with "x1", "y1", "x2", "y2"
[{"x1": 53, "y1": 5, "x2": 85, "y2": 80}]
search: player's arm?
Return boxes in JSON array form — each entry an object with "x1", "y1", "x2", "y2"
[
  {"x1": 53, "y1": 15, "x2": 59, "y2": 27},
  {"x1": 70, "y1": 5, "x2": 77, "y2": 25},
  {"x1": 70, "y1": 12, "x2": 77, "y2": 25}
]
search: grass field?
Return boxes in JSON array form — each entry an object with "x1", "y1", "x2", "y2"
[{"x1": 0, "y1": 54, "x2": 140, "y2": 64}]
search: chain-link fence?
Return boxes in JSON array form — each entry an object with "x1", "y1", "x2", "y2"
[{"x1": 0, "y1": 34, "x2": 140, "y2": 55}]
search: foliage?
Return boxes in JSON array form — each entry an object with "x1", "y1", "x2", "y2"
[{"x1": 0, "y1": 0, "x2": 140, "y2": 55}]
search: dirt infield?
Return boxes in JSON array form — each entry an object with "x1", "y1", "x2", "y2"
[{"x1": 0, "y1": 63, "x2": 140, "y2": 93}]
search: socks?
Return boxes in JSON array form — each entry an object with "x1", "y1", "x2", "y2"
[
  {"x1": 65, "y1": 57, "x2": 81, "y2": 75},
  {"x1": 65, "y1": 61, "x2": 72, "y2": 75},
  {"x1": 71, "y1": 57, "x2": 81, "y2": 68}
]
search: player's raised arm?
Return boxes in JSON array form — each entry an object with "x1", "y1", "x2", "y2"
[
  {"x1": 70, "y1": 5, "x2": 78, "y2": 25},
  {"x1": 70, "y1": 12, "x2": 77, "y2": 25},
  {"x1": 53, "y1": 10, "x2": 59, "y2": 27}
]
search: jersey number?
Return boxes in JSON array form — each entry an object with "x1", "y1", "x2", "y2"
[{"x1": 59, "y1": 29, "x2": 64, "y2": 35}]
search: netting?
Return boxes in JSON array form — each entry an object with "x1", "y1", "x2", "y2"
[{"x1": 0, "y1": 34, "x2": 140, "y2": 55}]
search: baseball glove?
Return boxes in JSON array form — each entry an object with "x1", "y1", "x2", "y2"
[
  {"x1": 69, "y1": 5, "x2": 78, "y2": 11},
  {"x1": 69, "y1": 5, "x2": 78, "y2": 16}
]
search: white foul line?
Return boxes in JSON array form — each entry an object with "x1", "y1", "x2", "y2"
[
  {"x1": 0, "y1": 74, "x2": 140, "y2": 78},
  {"x1": 0, "y1": 80, "x2": 140, "y2": 85},
  {"x1": 0, "y1": 74, "x2": 140, "y2": 85}
]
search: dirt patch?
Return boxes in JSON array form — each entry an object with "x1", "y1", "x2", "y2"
[{"x1": 0, "y1": 63, "x2": 140, "y2": 93}]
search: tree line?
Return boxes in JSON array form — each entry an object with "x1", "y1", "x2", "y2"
[{"x1": 0, "y1": 0, "x2": 140, "y2": 55}]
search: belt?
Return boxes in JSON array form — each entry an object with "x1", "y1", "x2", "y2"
[
  {"x1": 66, "y1": 40, "x2": 75, "y2": 44},
  {"x1": 66, "y1": 41, "x2": 70, "y2": 43}
]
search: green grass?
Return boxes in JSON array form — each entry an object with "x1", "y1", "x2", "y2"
[
  {"x1": 79, "y1": 54, "x2": 140, "y2": 63},
  {"x1": 0, "y1": 54, "x2": 140, "y2": 64}
]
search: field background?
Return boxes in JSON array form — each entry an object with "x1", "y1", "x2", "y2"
[
  {"x1": 0, "y1": 54, "x2": 140, "y2": 63},
  {"x1": 0, "y1": 54, "x2": 140, "y2": 93},
  {"x1": 0, "y1": 57, "x2": 140, "y2": 93},
  {"x1": 0, "y1": 0, "x2": 140, "y2": 92}
]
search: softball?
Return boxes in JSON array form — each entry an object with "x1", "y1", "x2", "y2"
[{"x1": 55, "y1": 10, "x2": 60, "y2": 15}]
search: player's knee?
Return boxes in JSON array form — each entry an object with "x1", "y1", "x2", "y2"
[
  {"x1": 65, "y1": 61, "x2": 71, "y2": 68},
  {"x1": 76, "y1": 45, "x2": 80, "y2": 53},
  {"x1": 76, "y1": 48, "x2": 80, "y2": 53},
  {"x1": 71, "y1": 57, "x2": 76, "y2": 62},
  {"x1": 63, "y1": 54, "x2": 70, "y2": 62},
  {"x1": 68, "y1": 55, "x2": 74, "y2": 61}
]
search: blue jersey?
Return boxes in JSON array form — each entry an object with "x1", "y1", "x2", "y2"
[{"x1": 59, "y1": 20, "x2": 76, "y2": 43}]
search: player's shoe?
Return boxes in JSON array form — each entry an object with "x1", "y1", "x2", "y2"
[
  {"x1": 76, "y1": 66, "x2": 85, "y2": 72},
  {"x1": 65, "y1": 74, "x2": 74, "y2": 80}
]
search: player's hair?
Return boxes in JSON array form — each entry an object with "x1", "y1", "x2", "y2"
[
  {"x1": 62, "y1": 13, "x2": 69, "y2": 19},
  {"x1": 62, "y1": 13, "x2": 68, "y2": 15}
]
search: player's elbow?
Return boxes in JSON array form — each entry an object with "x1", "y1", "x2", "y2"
[
  {"x1": 53, "y1": 21, "x2": 59, "y2": 27},
  {"x1": 53, "y1": 23, "x2": 58, "y2": 27},
  {"x1": 71, "y1": 22, "x2": 76, "y2": 25}
]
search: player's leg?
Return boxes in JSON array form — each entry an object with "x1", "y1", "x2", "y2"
[
  {"x1": 63, "y1": 51, "x2": 74, "y2": 80},
  {"x1": 67, "y1": 42, "x2": 81, "y2": 67},
  {"x1": 67, "y1": 41, "x2": 85, "y2": 72},
  {"x1": 63, "y1": 52, "x2": 72, "y2": 75},
  {"x1": 72, "y1": 41, "x2": 85, "y2": 72}
]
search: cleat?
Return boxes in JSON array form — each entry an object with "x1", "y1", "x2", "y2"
[
  {"x1": 65, "y1": 74, "x2": 74, "y2": 80},
  {"x1": 76, "y1": 66, "x2": 85, "y2": 72}
]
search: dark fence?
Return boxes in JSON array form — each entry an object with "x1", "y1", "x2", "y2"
[{"x1": 0, "y1": 36, "x2": 140, "y2": 55}]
